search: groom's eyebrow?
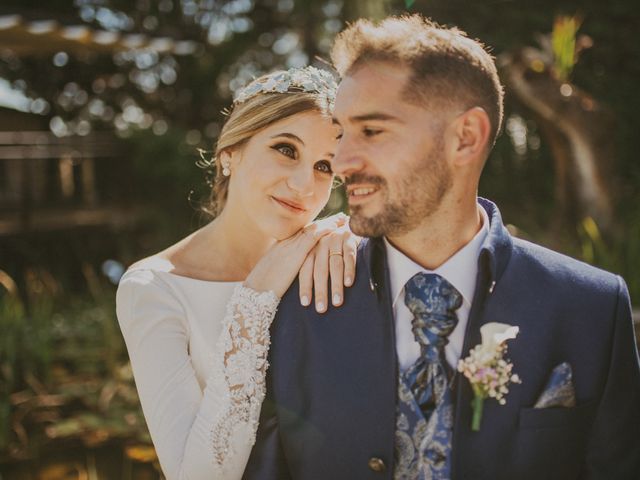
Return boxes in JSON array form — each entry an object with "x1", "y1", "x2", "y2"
[{"x1": 333, "y1": 112, "x2": 402, "y2": 125}]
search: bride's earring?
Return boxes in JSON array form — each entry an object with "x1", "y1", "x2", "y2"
[{"x1": 221, "y1": 158, "x2": 231, "y2": 177}]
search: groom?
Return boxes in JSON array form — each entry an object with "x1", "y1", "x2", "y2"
[{"x1": 243, "y1": 15, "x2": 640, "y2": 480}]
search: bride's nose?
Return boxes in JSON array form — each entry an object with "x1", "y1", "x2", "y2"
[{"x1": 285, "y1": 164, "x2": 314, "y2": 197}]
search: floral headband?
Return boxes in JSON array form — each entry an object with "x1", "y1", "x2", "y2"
[{"x1": 232, "y1": 66, "x2": 337, "y2": 107}]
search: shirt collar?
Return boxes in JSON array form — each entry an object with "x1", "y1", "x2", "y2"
[{"x1": 384, "y1": 205, "x2": 490, "y2": 308}]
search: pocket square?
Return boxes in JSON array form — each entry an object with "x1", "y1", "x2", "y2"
[{"x1": 534, "y1": 362, "x2": 577, "y2": 408}]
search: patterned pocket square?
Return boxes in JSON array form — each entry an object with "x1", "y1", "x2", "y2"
[{"x1": 534, "y1": 362, "x2": 577, "y2": 408}]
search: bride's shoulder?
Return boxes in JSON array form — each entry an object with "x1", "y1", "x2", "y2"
[
  {"x1": 116, "y1": 256, "x2": 190, "y2": 335},
  {"x1": 117, "y1": 254, "x2": 180, "y2": 295},
  {"x1": 116, "y1": 255, "x2": 186, "y2": 322},
  {"x1": 126, "y1": 255, "x2": 177, "y2": 275},
  {"x1": 122, "y1": 233, "x2": 190, "y2": 278}
]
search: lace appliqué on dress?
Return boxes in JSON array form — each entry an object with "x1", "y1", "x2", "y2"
[{"x1": 210, "y1": 285, "x2": 279, "y2": 466}]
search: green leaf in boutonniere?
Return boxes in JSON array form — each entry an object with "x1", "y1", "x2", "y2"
[{"x1": 457, "y1": 322, "x2": 521, "y2": 432}]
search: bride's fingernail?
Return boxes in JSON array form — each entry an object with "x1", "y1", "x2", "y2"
[
  {"x1": 333, "y1": 293, "x2": 341, "y2": 306},
  {"x1": 345, "y1": 276, "x2": 353, "y2": 286},
  {"x1": 301, "y1": 295, "x2": 310, "y2": 306},
  {"x1": 316, "y1": 301, "x2": 325, "y2": 312}
]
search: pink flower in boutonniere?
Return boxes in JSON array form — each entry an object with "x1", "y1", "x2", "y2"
[{"x1": 457, "y1": 322, "x2": 522, "y2": 432}]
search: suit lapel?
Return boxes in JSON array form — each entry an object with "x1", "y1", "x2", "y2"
[
  {"x1": 451, "y1": 199, "x2": 514, "y2": 479},
  {"x1": 363, "y1": 238, "x2": 399, "y2": 463}
]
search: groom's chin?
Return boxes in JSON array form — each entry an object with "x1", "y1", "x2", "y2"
[{"x1": 348, "y1": 214, "x2": 386, "y2": 238}]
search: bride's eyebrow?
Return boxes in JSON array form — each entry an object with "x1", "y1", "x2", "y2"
[{"x1": 270, "y1": 132, "x2": 305, "y2": 146}]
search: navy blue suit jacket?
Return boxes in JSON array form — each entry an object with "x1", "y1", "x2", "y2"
[{"x1": 243, "y1": 199, "x2": 640, "y2": 480}]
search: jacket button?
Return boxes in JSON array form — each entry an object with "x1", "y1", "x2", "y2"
[{"x1": 368, "y1": 457, "x2": 386, "y2": 472}]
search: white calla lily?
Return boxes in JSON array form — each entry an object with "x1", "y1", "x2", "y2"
[{"x1": 478, "y1": 322, "x2": 519, "y2": 357}]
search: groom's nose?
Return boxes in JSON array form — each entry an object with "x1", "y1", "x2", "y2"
[{"x1": 332, "y1": 134, "x2": 365, "y2": 177}]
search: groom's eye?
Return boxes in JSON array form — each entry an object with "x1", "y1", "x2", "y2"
[{"x1": 363, "y1": 127, "x2": 381, "y2": 137}]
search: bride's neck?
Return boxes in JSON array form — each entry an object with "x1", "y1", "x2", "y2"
[{"x1": 200, "y1": 207, "x2": 275, "y2": 280}]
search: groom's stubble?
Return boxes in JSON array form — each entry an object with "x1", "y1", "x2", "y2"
[{"x1": 346, "y1": 135, "x2": 452, "y2": 238}]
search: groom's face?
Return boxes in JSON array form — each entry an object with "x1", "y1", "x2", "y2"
[{"x1": 332, "y1": 61, "x2": 453, "y2": 238}]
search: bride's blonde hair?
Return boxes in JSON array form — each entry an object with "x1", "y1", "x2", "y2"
[{"x1": 204, "y1": 77, "x2": 335, "y2": 217}]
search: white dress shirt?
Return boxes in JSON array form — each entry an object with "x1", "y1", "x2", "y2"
[{"x1": 384, "y1": 206, "x2": 489, "y2": 371}]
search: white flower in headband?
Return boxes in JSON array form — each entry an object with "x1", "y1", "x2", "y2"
[{"x1": 233, "y1": 66, "x2": 337, "y2": 106}]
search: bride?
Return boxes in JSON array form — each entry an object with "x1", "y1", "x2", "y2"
[{"x1": 116, "y1": 66, "x2": 356, "y2": 479}]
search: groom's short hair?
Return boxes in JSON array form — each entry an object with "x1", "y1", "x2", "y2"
[{"x1": 331, "y1": 14, "x2": 504, "y2": 146}]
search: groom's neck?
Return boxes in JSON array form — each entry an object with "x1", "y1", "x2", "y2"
[{"x1": 385, "y1": 196, "x2": 482, "y2": 271}]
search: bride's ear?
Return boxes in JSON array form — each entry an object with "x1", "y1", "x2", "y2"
[{"x1": 219, "y1": 149, "x2": 240, "y2": 175}]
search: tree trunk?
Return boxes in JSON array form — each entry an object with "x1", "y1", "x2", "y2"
[{"x1": 500, "y1": 47, "x2": 616, "y2": 233}]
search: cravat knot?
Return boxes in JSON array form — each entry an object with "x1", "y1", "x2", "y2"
[
  {"x1": 404, "y1": 273, "x2": 462, "y2": 361},
  {"x1": 395, "y1": 273, "x2": 462, "y2": 478}
]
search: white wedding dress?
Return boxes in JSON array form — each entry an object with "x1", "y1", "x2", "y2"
[{"x1": 115, "y1": 257, "x2": 280, "y2": 480}]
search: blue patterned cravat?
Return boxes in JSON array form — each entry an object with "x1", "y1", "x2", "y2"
[{"x1": 394, "y1": 273, "x2": 462, "y2": 480}]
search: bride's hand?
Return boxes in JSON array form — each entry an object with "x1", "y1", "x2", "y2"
[
  {"x1": 298, "y1": 213, "x2": 360, "y2": 313},
  {"x1": 243, "y1": 217, "x2": 342, "y2": 299}
]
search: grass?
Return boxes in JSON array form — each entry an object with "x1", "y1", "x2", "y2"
[{"x1": 0, "y1": 272, "x2": 160, "y2": 479}]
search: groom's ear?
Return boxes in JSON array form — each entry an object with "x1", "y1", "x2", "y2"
[{"x1": 449, "y1": 107, "x2": 491, "y2": 168}]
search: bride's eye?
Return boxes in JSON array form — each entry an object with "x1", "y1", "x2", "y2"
[
  {"x1": 314, "y1": 160, "x2": 333, "y2": 174},
  {"x1": 272, "y1": 143, "x2": 297, "y2": 159}
]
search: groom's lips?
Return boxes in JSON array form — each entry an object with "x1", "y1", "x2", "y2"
[{"x1": 346, "y1": 185, "x2": 379, "y2": 205}]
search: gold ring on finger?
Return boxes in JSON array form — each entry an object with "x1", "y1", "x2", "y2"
[{"x1": 329, "y1": 251, "x2": 343, "y2": 257}]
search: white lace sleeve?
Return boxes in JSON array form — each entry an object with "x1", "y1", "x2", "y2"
[
  {"x1": 209, "y1": 284, "x2": 280, "y2": 467},
  {"x1": 116, "y1": 271, "x2": 280, "y2": 480}
]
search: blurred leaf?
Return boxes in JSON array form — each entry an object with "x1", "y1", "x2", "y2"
[
  {"x1": 0, "y1": 400, "x2": 10, "y2": 449},
  {"x1": 83, "y1": 429, "x2": 110, "y2": 447},
  {"x1": 125, "y1": 445, "x2": 158, "y2": 463},
  {"x1": 36, "y1": 463, "x2": 82, "y2": 480},
  {"x1": 582, "y1": 216, "x2": 601, "y2": 243},
  {"x1": 552, "y1": 15, "x2": 582, "y2": 81},
  {"x1": 578, "y1": 216, "x2": 613, "y2": 268},
  {"x1": 45, "y1": 418, "x2": 84, "y2": 439}
]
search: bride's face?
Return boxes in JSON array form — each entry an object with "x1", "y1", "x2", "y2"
[{"x1": 225, "y1": 110, "x2": 339, "y2": 240}]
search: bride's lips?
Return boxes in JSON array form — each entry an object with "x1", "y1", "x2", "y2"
[
  {"x1": 346, "y1": 185, "x2": 380, "y2": 205},
  {"x1": 271, "y1": 195, "x2": 308, "y2": 214}
]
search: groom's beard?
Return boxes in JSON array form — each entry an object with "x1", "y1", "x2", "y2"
[{"x1": 346, "y1": 141, "x2": 451, "y2": 238}]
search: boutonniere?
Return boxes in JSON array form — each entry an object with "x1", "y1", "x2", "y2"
[{"x1": 457, "y1": 322, "x2": 521, "y2": 432}]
